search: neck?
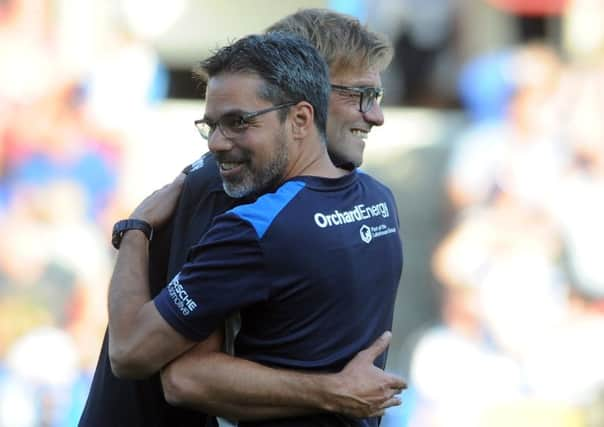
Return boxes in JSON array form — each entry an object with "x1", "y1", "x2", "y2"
[{"x1": 284, "y1": 143, "x2": 347, "y2": 181}]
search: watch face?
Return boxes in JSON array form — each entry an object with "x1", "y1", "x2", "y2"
[{"x1": 112, "y1": 222, "x2": 125, "y2": 249}]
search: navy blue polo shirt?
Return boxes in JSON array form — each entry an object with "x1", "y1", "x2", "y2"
[{"x1": 155, "y1": 171, "x2": 403, "y2": 426}]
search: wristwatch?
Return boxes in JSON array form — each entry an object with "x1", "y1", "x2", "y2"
[{"x1": 112, "y1": 219, "x2": 154, "y2": 250}]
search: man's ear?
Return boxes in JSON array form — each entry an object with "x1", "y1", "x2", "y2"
[{"x1": 290, "y1": 101, "x2": 314, "y2": 141}]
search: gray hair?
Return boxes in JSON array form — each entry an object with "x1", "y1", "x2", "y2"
[{"x1": 194, "y1": 32, "x2": 330, "y2": 141}]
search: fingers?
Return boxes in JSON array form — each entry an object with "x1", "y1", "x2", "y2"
[
  {"x1": 364, "y1": 394, "x2": 402, "y2": 418},
  {"x1": 130, "y1": 174, "x2": 186, "y2": 226},
  {"x1": 380, "y1": 395, "x2": 402, "y2": 409},
  {"x1": 342, "y1": 391, "x2": 405, "y2": 418},
  {"x1": 365, "y1": 397, "x2": 400, "y2": 418},
  {"x1": 387, "y1": 374, "x2": 407, "y2": 391},
  {"x1": 361, "y1": 331, "x2": 392, "y2": 361}
]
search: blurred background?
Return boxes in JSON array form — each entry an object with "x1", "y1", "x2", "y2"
[{"x1": 1, "y1": 0, "x2": 603, "y2": 426}]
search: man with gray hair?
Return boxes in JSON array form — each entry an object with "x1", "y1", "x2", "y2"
[
  {"x1": 107, "y1": 32, "x2": 403, "y2": 427},
  {"x1": 80, "y1": 10, "x2": 403, "y2": 427}
]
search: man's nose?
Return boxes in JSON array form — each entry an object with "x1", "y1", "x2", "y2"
[
  {"x1": 207, "y1": 131, "x2": 234, "y2": 154},
  {"x1": 362, "y1": 102, "x2": 385, "y2": 127}
]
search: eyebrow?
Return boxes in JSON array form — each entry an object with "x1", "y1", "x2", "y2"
[
  {"x1": 203, "y1": 108, "x2": 248, "y2": 122},
  {"x1": 332, "y1": 84, "x2": 382, "y2": 92}
]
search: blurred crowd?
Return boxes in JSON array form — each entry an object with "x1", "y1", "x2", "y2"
[
  {"x1": 0, "y1": 1, "x2": 168, "y2": 425},
  {"x1": 387, "y1": 12, "x2": 604, "y2": 427},
  {"x1": 2, "y1": 0, "x2": 604, "y2": 426}
]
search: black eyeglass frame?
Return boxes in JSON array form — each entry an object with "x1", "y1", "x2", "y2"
[
  {"x1": 194, "y1": 102, "x2": 297, "y2": 140},
  {"x1": 330, "y1": 84, "x2": 384, "y2": 113}
]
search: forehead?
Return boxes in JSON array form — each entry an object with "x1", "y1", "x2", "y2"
[
  {"x1": 330, "y1": 67, "x2": 382, "y2": 88},
  {"x1": 204, "y1": 73, "x2": 266, "y2": 118}
]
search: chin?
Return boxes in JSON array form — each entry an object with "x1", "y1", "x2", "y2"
[
  {"x1": 223, "y1": 182, "x2": 251, "y2": 199},
  {"x1": 348, "y1": 150, "x2": 363, "y2": 168}
]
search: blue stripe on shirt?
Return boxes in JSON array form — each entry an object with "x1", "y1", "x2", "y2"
[{"x1": 230, "y1": 180, "x2": 306, "y2": 238}]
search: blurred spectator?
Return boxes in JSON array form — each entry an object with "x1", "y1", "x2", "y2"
[
  {"x1": 370, "y1": 0, "x2": 459, "y2": 106},
  {"x1": 0, "y1": 0, "x2": 56, "y2": 105},
  {"x1": 406, "y1": 209, "x2": 526, "y2": 427},
  {"x1": 563, "y1": 0, "x2": 604, "y2": 62},
  {"x1": 422, "y1": 8, "x2": 604, "y2": 423},
  {"x1": 0, "y1": 2, "x2": 129, "y2": 425},
  {"x1": 1, "y1": 80, "x2": 120, "y2": 221},
  {"x1": 446, "y1": 42, "x2": 566, "y2": 213},
  {"x1": 553, "y1": 158, "x2": 604, "y2": 303},
  {"x1": 0, "y1": 326, "x2": 80, "y2": 427},
  {"x1": 405, "y1": 202, "x2": 594, "y2": 426},
  {"x1": 457, "y1": 49, "x2": 516, "y2": 123},
  {"x1": 0, "y1": 169, "x2": 113, "y2": 427},
  {"x1": 83, "y1": 21, "x2": 168, "y2": 131},
  {"x1": 554, "y1": 0, "x2": 604, "y2": 304}
]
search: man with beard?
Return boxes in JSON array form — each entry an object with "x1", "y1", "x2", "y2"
[
  {"x1": 106, "y1": 32, "x2": 403, "y2": 427},
  {"x1": 80, "y1": 10, "x2": 402, "y2": 427}
]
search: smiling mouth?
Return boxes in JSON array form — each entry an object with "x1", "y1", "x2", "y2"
[
  {"x1": 219, "y1": 162, "x2": 242, "y2": 171},
  {"x1": 351, "y1": 129, "x2": 369, "y2": 139}
]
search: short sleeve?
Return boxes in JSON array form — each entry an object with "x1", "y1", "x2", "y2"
[{"x1": 154, "y1": 213, "x2": 267, "y2": 341}]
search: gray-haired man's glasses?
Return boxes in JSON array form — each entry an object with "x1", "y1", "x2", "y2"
[
  {"x1": 194, "y1": 102, "x2": 296, "y2": 140},
  {"x1": 331, "y1": 84, "x2": 384, "y2": 113}
]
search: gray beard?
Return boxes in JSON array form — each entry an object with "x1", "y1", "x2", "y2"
[{"x1": 222, "y1": 137, "x2": 289, "y2": 199}]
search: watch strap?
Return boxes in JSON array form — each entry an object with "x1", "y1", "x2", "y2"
[{"x1": 112, "y1": 219, "x2": 154, "y2": 250}]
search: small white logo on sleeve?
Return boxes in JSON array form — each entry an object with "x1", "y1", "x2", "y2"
[
  {"x1": 360, "y1": 225, "x2": 372, "y2": 243},
  {"x1": 167, "y1": 274, "x2": 197, "y2": 316}
]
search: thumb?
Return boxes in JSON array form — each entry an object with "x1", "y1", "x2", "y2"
[{"x1": 362, "y1": 331, "x2": 392, "y2": 361}]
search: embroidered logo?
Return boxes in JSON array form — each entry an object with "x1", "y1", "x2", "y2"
[
  {"x1": 167, "y1": 274, "x2": 197, "y2": 316},
  {"x1": 360, "y1": 225, "x2": 372, "y2": 243}
]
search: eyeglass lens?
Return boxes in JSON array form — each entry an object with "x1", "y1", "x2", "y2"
[
  {"x1": 195, "y1": 102, "x2": 295, "y2": 140},
  {"x1": 361, "y1": 89, "x2": 383, "y2": 113}
]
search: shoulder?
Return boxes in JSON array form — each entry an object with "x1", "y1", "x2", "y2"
[
  {"x1": 183, "y1": 152, "x2": 223, "y2": 192},
  {"x1": 178, "y1": 152, "x2": 233, "y2": 214},
  {"x1": 356, "y1": 168, "x2": 386, "y2": 186},
  {"x1": 227, "y1": 180, "x2": 307, "y2": 239},
  {"x1": 357, "y1": 169, "x2": 396, "y2": 197}
]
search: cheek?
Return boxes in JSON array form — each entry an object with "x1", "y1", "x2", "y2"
[
  {"x1": 326, "y1": 107, "x2": 346, "y2": 132},
  {"x1": 329, "y1": 101, "x2": 357, "y2": 127},
  {"x1": 328, "y1": 96, "x2": 347, "y2": 119},
  {"x1": 251, "y1": 130, "x2": 284, "y2": 160},
  {"x1": 325, "y1": 120, "x2": 342, "y2": 146}
]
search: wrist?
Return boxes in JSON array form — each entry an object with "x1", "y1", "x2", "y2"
[
  {"x1": 312, "y1": 373, "x2": 343, "y2": 412},
  {"x1": 112, "y1": 219, "x2": 154, "y2": 249},
  {"x1": 120, "y1": 228, "x2": 151, "y2": 245}
]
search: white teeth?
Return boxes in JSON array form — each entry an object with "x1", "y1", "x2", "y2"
[
  {"x1": 220, "y1": 162, "x2": 239, "y2": 171},
  {"x1": 351, "y1": 129, "x2": 368, "y2": 139}
]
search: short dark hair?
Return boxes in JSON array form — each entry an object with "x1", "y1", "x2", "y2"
[{"x1": 194, "y1": 32, "x2": 330, "y2": 141}]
